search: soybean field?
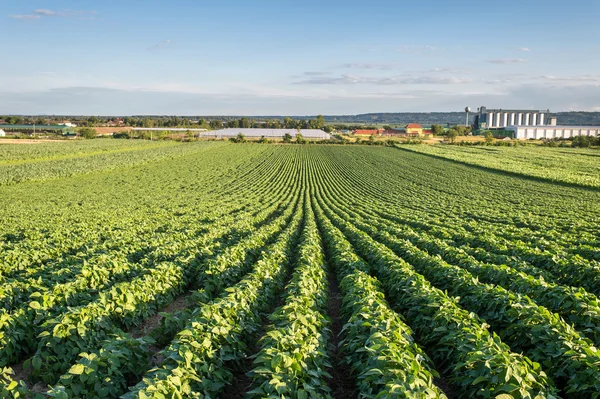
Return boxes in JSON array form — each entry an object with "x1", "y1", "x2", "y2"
[{"x1": 1, "y1": 141, "x2": 600, "y2": 398}]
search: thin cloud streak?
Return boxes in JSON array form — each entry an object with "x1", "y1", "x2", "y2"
[
  {"x1": 294, "y1": 74, "x2": 471, "y2": 85},
  {"x1": 9, "y1": 14, "x2": 41, "y2": 19},
  {"x1": 488, "y1": 59, "x2": 527, "y2": 64},
  {"x1": 9, "y1": 9, "x2": 98, "y2": 20},
  {"x1": 34, "y1": 9, "x2": 59, "y2": 16},
  {"x1": 343, "y1": 63, "x2": 397, "y2": 70}
]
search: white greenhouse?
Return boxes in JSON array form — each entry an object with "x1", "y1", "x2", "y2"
[{"x1": 205, "y1": 128, "x2": 331, "y2": 140}]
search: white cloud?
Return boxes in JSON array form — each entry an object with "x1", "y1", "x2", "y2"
[
  {"x1": 34, "y1": 9, "x2": 59, "y2": 16},
  {"x1": 540, "y1": 74, "x2": 600, "y2": 83},
  {"x1": 302, "y1": 71, "x2": 330, "y2": 76},
  {"x1": 9, "y1": 14, "x2": 40, "y2": 19},
  {"x1": 519, "y1": 47, "x2": 531, "y2": 52},
  {"x1": 9, "y1": 9, "x2": 97, "y2": 20},
  {"x1": 294, "y1": 73, "x2": 470, "y2": 85},
  {"x1": 343, "y1": 63, "x2": 397, "y2": 70},
  {"x1": 488, "y1": 59, "x2": 527, "y2": 64}
]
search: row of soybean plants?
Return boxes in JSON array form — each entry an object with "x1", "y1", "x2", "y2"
[
  {"x1": 311, "y1": 147, "x2": 600, "y2": 396},
  {"x1": 0, "y1": 146, "x2": 302, "y2": 395},
  {"x1": 305, "y1": 153, "x2": 556, "y2": 398},
  {"x1": 40, "y1": 147, "x2": 305, "y2": 397}
]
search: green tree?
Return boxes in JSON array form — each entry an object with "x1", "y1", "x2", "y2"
[
  {"x1": 431, "y1": 124, "x2": 444, "y2": 135},
  {"x1": 484, "y1": 131, "x2": 494, "y2": 145},
  {"x1": 283, "y1": 117, "x2": 294, "y2": 129},
  {"x1": 209, "y1": 120, "x2": 224, "y2": 130},
  {"x1": 282, "y1": 133, "x2": 292, "y2": 143},
  {"x1": 239, "y1": 117, "x2": 251, "y2": 128},
  {"x1": 369, "y1": 134, "x2": 376, "y2": 145},
  {"x1": 79, "y1": 128, "x2": 98, "y2": 139},
  {"x1": 316, "y1": 115, "x2": 326, "y2": 129},
  {"x1": 295, "y1": 133, "x2": 306, "y2": 144},
  {"x1": 446, "y1": 129, "x2": 458, "y2": 144}
]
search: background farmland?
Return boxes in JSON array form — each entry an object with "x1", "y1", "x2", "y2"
[{"x1": 1, "y1": 140, "x2": 599, "y2": 398}]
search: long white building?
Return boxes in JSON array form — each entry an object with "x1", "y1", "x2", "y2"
[{"x1": 507, "y1": 125, "x2": 600, "y2": 140}]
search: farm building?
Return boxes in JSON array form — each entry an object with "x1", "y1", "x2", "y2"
[
  {"x1": 405, "y1": 123, "x2": 424, "y2": 136},
  {"x1": 382, "y1": 125, "x2": 432, "y2": 138},
  {"x1": 0, "y1": 129, "x2": 5, "y2": 137},
  {"x1": 206, "y1": 128, "x2": 331, "y2": 140},
  {"x1": 507, "y1": 125, "x2": 600, "y2": 140}
]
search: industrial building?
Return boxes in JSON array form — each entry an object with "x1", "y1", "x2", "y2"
[
  {"x1": 473, "y1": 105, "x2": 600, "y2": 140},
  {"x1": 475, "y1": 106, "x2": 552, "y2": 129},
  {"x1": 206, "y1": 128, "x2": 331, "y2": 140}
]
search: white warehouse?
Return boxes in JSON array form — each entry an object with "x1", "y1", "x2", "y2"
[{"x1": 507, "y1": 125, "x2": 600, "y2": 140}]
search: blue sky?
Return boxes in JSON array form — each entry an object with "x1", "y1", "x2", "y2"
[{"x1": 1, "y1": 0, "x2": 599, "y2": 115}]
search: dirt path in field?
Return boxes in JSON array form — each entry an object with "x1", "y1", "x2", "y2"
[
  {"x1": 10, "y1": 357, "x2": 47, "y2": 398},
  {"x1": 221, "y1": 254, "x2": 297, "y2": 398},
  {"x1": 131, "y1": 293, "x2": 192, "y2": 339},
  {"x1": 326, "y1": 268, "x2": 357, "y2": 399}
]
